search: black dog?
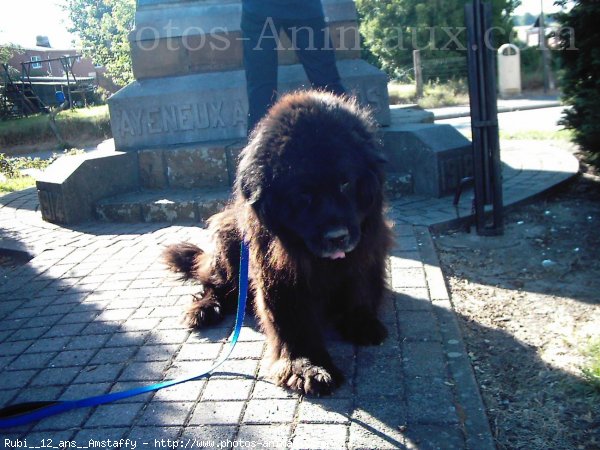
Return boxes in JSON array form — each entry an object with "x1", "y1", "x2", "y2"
[{"x1": 164, "y1": 91, "x2": 393, "y2": 395}]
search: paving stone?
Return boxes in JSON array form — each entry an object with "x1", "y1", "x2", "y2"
[
  {"x1": 73, "y1": 428, "x2": 129, "y2": 447},
  {"x1": 50, "y1": 349, "x2": 96, "y2": 368},
  {"x1": 6, "y1": 351, "x2": 55, "y2": 370},
  {"x1": 119, "y1": 361, "x2": 171, "y2": 382},
  {"x1": 251, "y1": 380, "x2": 297, "y2": 400},
  {"x1": 85, "y1": 403, "x2": 145, "y2": 427},
  {"x1": 404, "y1": 424, "x2": 465, "y2": 450},
  {"x1": 127, "y1": 426, "x2": 184, "y2": 446},
  {"x1": 394, "y1": 289, "x2": 433, "y2": 311},
  {"x1": 180, "y1": 426, "x2": 237, "y2": 446},
  {"x1": 291, "y1": 423, "x2": 348, "y2": 450},
  {"x1": 23, "y1": 336, "x2": 70, "y2": 354},
  {"x1": 137, "y1": 401, "x2": 194, "y2": 426},
  {"x1": 32, "y1": 408, "x2": 90, "y2": 431},
  {"x1": 355, "y1": 353, "x2": 404, "y2": 398},
  {"x1": 402, "y1": 341, "x2": 447, "y2": 379},
  {"x1": 91, "y1": 346, "x2": 137, "y2": 365},
  {"x1": 237, "y1": 425, "x2": 292, "y2": 449},
  {"x1": 176, "y1": 343, "x2": 223, "y2": 361},
  {"x1": 6, "y1": 174, "x2": 558, "y2": 448},
  {"x1": 12, "y1": 386, "x2": 64, "y2": 404},
  {"x1": 397, "y1": 311, "x2": 442, "y2": 342},
  {"x1": 135, "y1": 344, "x2": 180, "y2": 362},
  {"x1": 74, "y1": 363, "x2": 125, "y2": 384},
  {"x1": 406, "y1": 376, "x2": 458, "y2": 424},
  {"x1": 31, "y1": 366, "x2": 82, "y2": 386},
  {"x1": 242, "y1": 399, "x2": 297, "y2": 424},
  {"x1": 297, "y1": 398, "x2": 352, "y2": 424},
  {"x1": 105, "y1": 331, "x2": 148, "y2": 348},
  {"x1": 153, "y1": 380, "x2": 205, "y2": 402},
  {"x1": 60, "y1": 383, "x2": 112, "y2": 401},
  {"x1": 201, "y1": 379, "x2": 254, "y2": 401},
  {"x1": 189, "y1": 401, "x2": 245, "y2": 426}
]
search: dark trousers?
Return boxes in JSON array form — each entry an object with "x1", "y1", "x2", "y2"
[{"x1": 241, "y1": 12, "x2": 345, "y2": 133}]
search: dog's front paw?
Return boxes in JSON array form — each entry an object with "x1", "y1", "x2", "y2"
[
  {"x1": 185, "y1": 294, "x2": 224, "y2": 328},
  {"x1": 272, "y1": 358, "x2": 343, "y2": 396},
  {"x1": 338, "y1": 311, "x2": 388, "y2": 346}
]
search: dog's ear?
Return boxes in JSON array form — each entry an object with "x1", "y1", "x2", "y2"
[{"x1": 237, "y1": 167, "x2": 263, "y2": 206}]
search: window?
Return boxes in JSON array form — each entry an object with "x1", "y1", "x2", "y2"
[{"x1": 31, "y1": 55, "x2": 42, "y2": 69}]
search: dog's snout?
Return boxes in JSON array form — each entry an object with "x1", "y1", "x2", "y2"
[{"x1": 324, "y1": 227, "x2": 350, "y2": 247}]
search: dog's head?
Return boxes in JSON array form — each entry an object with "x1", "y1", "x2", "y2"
[{"x1": 237, "y1": 91, "x2": 386, "y2": 260}]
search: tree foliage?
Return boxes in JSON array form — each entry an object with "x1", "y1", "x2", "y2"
[
  {"x1": 356, "y1": 0, "x2": 520, "y2": 79},
  {"x1": 555, "y1": 0, "x2": 600, "y2": 163},
  {"x1": 0, "y1": 42, "x2": 20, "y2": 66},
  {"x1": 63, "y1": 0, "x2": 135, "y2": 87}
]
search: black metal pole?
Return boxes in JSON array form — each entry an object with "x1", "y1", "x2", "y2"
[{"x1": 465, "y1": 0, "x2": 504, "y2": 236}]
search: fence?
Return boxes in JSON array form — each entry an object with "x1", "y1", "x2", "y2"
[{"x1": 408, "y1": 51, "x2": 469, "y2": 95}]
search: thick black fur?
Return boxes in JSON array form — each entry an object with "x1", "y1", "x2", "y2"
[{"x1": 164, "y1": 91, "x2": 394, "y2": 395}]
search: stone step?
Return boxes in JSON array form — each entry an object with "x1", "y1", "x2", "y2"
[
  {"x1": 95, "y1": 189, "x2": 230, "y2": 224},
  {"x1": 95, "y1": 173, "x2": 412, "y2": 224}
]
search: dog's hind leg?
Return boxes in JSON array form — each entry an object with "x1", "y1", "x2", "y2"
[{"x1": 186, "y1": 213, "x2": 245, "y2": 329}]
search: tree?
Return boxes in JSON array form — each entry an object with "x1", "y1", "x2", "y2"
[
  {"x1": 556, "y1": 0, "x2": 600, "y2": 164},
  {"x1": 356, "y1": 0, "x2": 520, "y2": 79},
  {"x1": 63, "y1": 0, "x2": 135, "y2": 87},
  {"x1": 0, "y1": 42, "x2": 20, "y2": 66}
]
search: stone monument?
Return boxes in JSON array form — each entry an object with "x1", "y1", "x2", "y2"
[
  {"x1": 36, "y1": 0, "x2": 472, "y2": 225},
  {"x1": 109, "y1": 0, "x2": 390, "y2": 150}
]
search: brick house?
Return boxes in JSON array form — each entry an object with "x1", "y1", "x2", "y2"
[{"x1": 2, "y1": 36, "x2": 119, "y2": 93}]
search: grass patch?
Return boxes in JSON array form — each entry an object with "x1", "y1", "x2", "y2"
[
  {"x1": 0, "y1": 105, "x2": 111, "y2": 149},
  {"x1": 499, "y1": 129, "x2": 575, "y2": 141},
  {"x1": 388, "y1": 79, "x2": 470, "y2": 109},
  {"x1": 0, "y1": 150, "x2": 84, "y2": 196},
  {"x1": 0, "y1": 175, "x2": 35, "y2": 196},
  {"x1": 388, "y1": 83, "x2": 418, "y2": 105},
  {"x1": 582, "y1": 338, "x2": 600, "y2": 392}
]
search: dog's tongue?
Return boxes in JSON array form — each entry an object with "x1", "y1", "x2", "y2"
[{"x1": 328, "y1": 251, "x2": 346, "y2": 260}]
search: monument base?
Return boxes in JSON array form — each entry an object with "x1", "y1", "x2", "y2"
[
  {"x1": 36, "y1": 107, "x2": 474, "y2": 225},
  {"x1": 108, "y1": 59, "x2": 390, "y2": 151}
]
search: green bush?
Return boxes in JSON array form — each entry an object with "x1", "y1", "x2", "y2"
[{"x1": 556, "y1": 1, "x2": 600, "y2": 167}]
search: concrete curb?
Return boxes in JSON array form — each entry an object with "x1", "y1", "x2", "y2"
[{"x1": 431, "y1": 101, "x2": 562, "y2": 121}]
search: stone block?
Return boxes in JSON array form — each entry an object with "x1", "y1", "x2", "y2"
[
  {"x1": 142, "y1": 198, "x2": 197, "y2": 222},
  {"x1": 109, "y1": 59, "x2": 390, "y2": 150},
  {"x1": 95, "y1": 189, "x2": 230, "y2": 224},
  {"x1": 131, "y1": 0, "x2": 360, "y2": 78},
  {"x1": 383, "y1": 123, "x2": 473, "y2": 197},
  {"x1": 138, "y1": 149, "x2": 167, "y2": 189},
  {"x1": 36, "y1": 150, "x2": 139, "y2": 224},
  {"x1": 131, "y1": 25, "x2": 360, "y2": 79},
  {"x1": 164, "y1": 145, "x2": 229, "y2": 189}
]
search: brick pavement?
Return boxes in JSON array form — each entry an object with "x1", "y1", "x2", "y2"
[{"x1": 0, "y1": 142, "x2": 577, "y2": 449}]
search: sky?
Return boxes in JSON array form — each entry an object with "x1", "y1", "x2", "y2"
[
  {"x1": 514, "y1": 0, "x2": 566, "y2": 15},
  {"x1": 0, "y1": 0, "x2": 569, "y2": 49},
  {"x1": 0, "y1": 0, "x2": 76, "y2": 49}
]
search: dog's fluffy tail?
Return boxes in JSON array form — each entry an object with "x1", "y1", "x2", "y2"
[{"x1": 163, "y1": 242, "x2": 203, "y2": 279}]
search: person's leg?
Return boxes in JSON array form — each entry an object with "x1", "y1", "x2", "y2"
[
  {"x1": 241, "y1": 12, "x2": 281, "y2": 133},
  {"x1": 285, "y1": 17, "x2": 345, "y2": 96}
]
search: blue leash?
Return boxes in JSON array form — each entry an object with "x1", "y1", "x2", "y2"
[{"x1": 0, "y1": 241, "x2": 250, "y2": 429}]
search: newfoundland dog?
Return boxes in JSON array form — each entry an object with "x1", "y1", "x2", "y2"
[{"x1": 164, "y1": 91, "x2": 393, "y2": 395}]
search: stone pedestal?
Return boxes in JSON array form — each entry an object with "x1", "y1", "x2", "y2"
[
  {"x1": 37, "y1": 0, "x2": 475, "y2": 225},
  {"x1": 109, "y1": 59, "x2": 389, "y2": 150},
  {"x1": 109, "y1": 0, "x2": 390, "y2": 150}
]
